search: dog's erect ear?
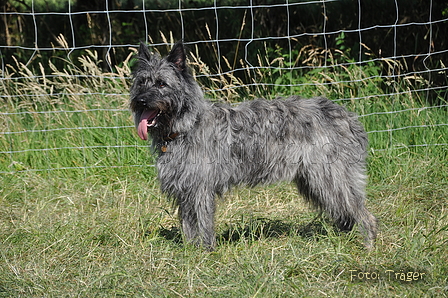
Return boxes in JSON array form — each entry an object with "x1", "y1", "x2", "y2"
[
  {"x1": 166, "y1": 41, "x2": 186, "y2": 71},
  {"x1": 138, "y1": 42, "x2": 152, "y2": 62}
]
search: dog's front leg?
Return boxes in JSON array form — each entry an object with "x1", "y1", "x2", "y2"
[
  {"x1": 195, "y1": 190, "x2": 216, "y2": 251},
  {"x1": 178, "y1": 189, "x2": 216, "y2": 251},
  {"x1": 178, "y1": 196, "x2": 199, "y2": 245}
]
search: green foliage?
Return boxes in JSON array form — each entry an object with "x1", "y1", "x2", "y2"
[
  {"x1": 2, "y1": 0, "x2": 447, "y2": 81},
  {"x1": 19, "y1": 0, "x2": 70, "y2": 11},
  {"x1": 0, "y1": 47, "x2": 447, "y2": 297}
]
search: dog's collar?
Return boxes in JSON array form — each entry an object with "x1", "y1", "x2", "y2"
[
  {"x1": 160, "y1": 132, "x2": 179, "y2": 153},
  {"x1": 163, "y1": 132, "x2": 179, "y2": 141}
]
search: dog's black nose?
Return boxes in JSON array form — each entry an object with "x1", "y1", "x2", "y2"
[{"x1": 136, "y1": 98, "x2": 147, "y2": 106}]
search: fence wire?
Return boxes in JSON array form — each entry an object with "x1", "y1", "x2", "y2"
[{"x1": 0, "y1": 0, "x2": 447, "y2": 175}]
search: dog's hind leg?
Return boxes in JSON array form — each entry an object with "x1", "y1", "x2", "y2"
[
  {"x1": 294, "y1": 164, "x2": 377, "y2": 249},
  {"x1": 354, "y1": 206, "x2": 378, "y2": 249}
]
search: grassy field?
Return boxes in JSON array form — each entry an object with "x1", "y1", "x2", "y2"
[{"x1": 1, "y1": 49, "x2": 447, "y2": 297}]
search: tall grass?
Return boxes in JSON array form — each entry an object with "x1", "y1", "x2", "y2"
[
  {"x1": 0, "y1": 43, "x2": 447, "y2": 297},
  {"x1": 0, "y1": 49, "x2": 156, "y2": 179}
]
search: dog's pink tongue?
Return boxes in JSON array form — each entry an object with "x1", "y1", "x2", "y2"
[{"x1": 137, "y1": 110, "x2": 157, "y2": 140}]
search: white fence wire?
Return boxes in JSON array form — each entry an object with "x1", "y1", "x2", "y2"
[{"x1": 0, "y1": 0, "x2": 447, "y2": 175}]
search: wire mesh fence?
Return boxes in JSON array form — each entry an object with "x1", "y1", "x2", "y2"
[{"x1": 1, "y1": 0, "x2": 447, "y2": 175}]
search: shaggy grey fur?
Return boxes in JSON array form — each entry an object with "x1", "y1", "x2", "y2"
[{"x1": 130, "y1": 41, "x2": 378, "y2": 250}]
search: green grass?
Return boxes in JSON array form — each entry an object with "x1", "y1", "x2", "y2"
[{"x1": 1, "y1": 49, "x2": 447, "y2": 297}]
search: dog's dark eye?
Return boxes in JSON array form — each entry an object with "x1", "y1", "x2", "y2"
[
  {"x1": 138, "y1": 79, "x2": 147, "y2": 87},
  {"x1": 157, "y1": 81, "x2": 167, "y2": 88}
]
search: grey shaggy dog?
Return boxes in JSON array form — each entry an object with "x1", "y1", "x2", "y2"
[{"x1": 130, "y1": 41, "x2": 378, "y2": 250}]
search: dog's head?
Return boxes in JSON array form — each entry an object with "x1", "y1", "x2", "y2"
[{"x1": 130, "y1": 41, "x2": 203, "y2": 141}]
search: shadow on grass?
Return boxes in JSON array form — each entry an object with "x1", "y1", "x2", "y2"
[
  {"x1": 154, "y1": 217, "x2": 330, "y2": 247},
  {"x1": 157, "y1": 226, "x2": 183, "y2": 244},
  {"x1": 218, "y1": 217, "x2": 329, "y2": 245}
]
